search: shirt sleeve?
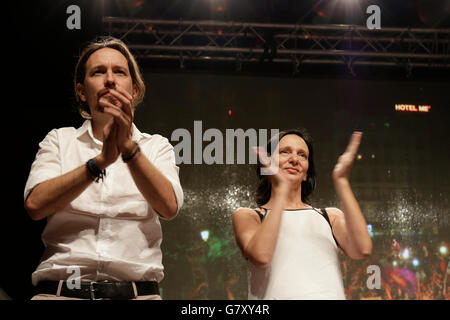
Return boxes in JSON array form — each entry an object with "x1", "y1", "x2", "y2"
[
  {"x1": 24, "y1": 129, "x2": 62, "y2": 202},
  {"x1": 150, "y1": 136, "x2": 184, "y2": 220}
]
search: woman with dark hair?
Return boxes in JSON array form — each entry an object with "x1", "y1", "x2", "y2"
[{"x1": 232, "y1": 129, "x2": 372, "y2": 299}]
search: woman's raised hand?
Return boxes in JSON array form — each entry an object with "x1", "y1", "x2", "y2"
[{"x1": 332, "y1": 131, "x2": 363, "y2": 182}]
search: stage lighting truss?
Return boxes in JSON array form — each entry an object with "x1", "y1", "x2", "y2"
[{"x1": 104, "y1": 17, "x2": 450, "y2": 74}]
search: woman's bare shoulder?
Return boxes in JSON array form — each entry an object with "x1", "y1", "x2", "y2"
[
  {"x1": 323, "y1": 207, "x2": 344, "y2": 225},
  {"x1": 324, "y1": 207, "x2": 344, "y2": 215},
  {"x1": 233, "y1": 207, "x2": 259, "y2": 215},
  {"x1": 233, "y1": 207, "x2": 263, "y2": 222}
]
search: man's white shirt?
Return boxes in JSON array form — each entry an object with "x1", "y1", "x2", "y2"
[{"x1": 24, "y1": 120, "x2": 184, "y2": 285}]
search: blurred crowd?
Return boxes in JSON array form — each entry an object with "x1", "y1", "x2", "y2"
[{"x1": 341, "y1": 238, "x2": 449, "y2": 300}]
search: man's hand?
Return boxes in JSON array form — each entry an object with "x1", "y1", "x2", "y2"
[
  {"x1": 332, "y1": 131, "x2": 362, "y2": 182},
  {"x1": 95, "y1": 119, "x2": 120, "y2": 170},
  {"x1": 99, "y1": 85, "x2": 135, "y2": 155}
]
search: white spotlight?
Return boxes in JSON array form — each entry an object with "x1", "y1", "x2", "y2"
[
  {"x1": 200, "y1": 230, "x2": 210, "y2": 242},
  {"x1": 402, "y1": 248, "x2": 410, "y2": 259}
]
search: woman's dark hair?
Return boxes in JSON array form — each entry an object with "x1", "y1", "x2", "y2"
[{"x1": 255, "y1": 128, "x2": 316, "y2": 206}]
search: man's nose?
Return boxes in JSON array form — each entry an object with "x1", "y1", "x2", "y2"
[{"x1": 104, "y1": 70, "x2": 116, "y2": 88}]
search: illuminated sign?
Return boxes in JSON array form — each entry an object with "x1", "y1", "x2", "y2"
[{"x1": 395, "y1": 104, "x2": 431, "y2": 113}]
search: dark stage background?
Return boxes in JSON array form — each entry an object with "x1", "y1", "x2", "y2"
[{"x1": 2, "y1": 0, "x2": 449, "y2": 300}]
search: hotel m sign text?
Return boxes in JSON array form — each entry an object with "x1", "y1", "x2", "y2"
[{"x1": 395, "y1": 104, "x2": 431, "y2": 113}]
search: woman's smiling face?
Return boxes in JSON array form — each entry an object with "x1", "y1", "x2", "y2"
[{"x1": 273, "y1": 134, "x2": 310, "y2": 184}]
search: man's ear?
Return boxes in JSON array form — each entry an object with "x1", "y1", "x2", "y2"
[
  {"x1": 132, "y1": 84, "x2": 138, "y2": 99},
  {"x1": 76, "y1": 83, "x2": 87, "y2": 102}
]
